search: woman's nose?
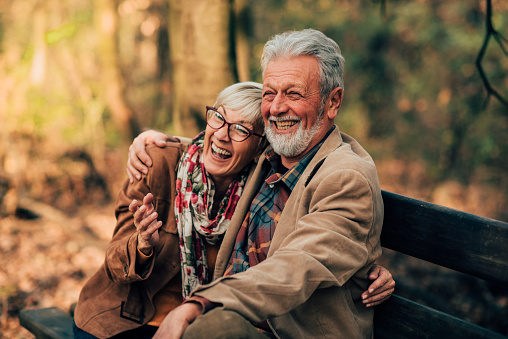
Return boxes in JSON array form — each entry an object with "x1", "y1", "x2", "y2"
[{"x1": 214, "y1": 124, "x2": 231, "y2": 141}]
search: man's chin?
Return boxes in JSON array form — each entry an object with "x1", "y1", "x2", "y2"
[
  {"x1": 265, "y1": 119, "x2": 324, "y2": 159},
  {"x1": 265, "y1": 130, "x2": 306, "y2": 158}
]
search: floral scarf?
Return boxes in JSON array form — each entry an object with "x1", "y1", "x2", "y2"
[{"x1": 175, "y1": 132, "x2": 248, "y2": 299}]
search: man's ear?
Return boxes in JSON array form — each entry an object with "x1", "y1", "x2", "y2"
[{"x1": 326, "y1": 87, "x2": 343, "y2": 120}]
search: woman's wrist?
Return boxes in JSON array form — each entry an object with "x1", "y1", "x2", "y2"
[{"x1": 137, "y1": 238, "x2": 153, "y2": 256}]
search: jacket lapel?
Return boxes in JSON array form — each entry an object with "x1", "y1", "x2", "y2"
[
  {"x1": 213, "y1": 155, "x2": 270, "y2": 278},
  {"x1": 268, "y1": 127, "x2": 343, "y2": 255}
]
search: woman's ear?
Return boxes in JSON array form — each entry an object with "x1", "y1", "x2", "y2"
[{"x1": 326, "y1": 87, "x2": 343, "y2": 120}]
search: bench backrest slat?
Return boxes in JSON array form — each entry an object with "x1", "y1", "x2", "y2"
[
  {"x1": 381, "y1": 190, "x2": 508, "y2": 286},
  {"x1": 374, "y1": 295, "x2": 507, "y2": 339}
]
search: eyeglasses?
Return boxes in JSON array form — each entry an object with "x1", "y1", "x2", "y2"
[{"x1": 206, "y1": 106, "x2": 264, "y2": 142}]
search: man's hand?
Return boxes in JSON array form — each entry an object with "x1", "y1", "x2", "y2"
[
  {"x1": 153, "y1": 302, "x2": 203, "y2": 339},
  {"x1": 127, "y1": 130, "x2": 177, "y2": 182},
  {"x1": 129, "y1": 193, "x2": 162, "y2": 254},
  {"x1": 362, "y1": 264, "x2": 395, "y2": 307}
]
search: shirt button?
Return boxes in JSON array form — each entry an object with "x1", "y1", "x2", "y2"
[{"x1": 269, "y1": 184, "x2": 274, "y2": 188}]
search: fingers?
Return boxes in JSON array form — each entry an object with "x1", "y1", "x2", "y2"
[
  {"x1": 127, "y1": 156, "x2": 143, "y2": 183},
  {"x1": 129, "y1": 199, "x2": 139, "y2": 214},
  {"x1": 135, "y1": 208, "x2": 158, "y2": 231},
  {"x1": 127, "y1": 142, "x2": 150, "y2": 182},
  {"x1": 138, "y1": 219, "x2": 162, "y2": 250},
  {"x1": 362, "y1": 288, "x2": 394, "y2": 307},
  {"x1": 149, "y1": 130, "x2": 174, "y2": 147},
  {"x1": 368, "y1": 264, "x2": 382, "y2": 280},
  {"x1": 126, "y1": 131, "x2": 176, "y2": 182},
  {"x1": 143, "y1": 193, "x2": 154, "y2": 206},
  {"x1": 362, "y1": 265, "x2": 395, "y2": 307},
  {"x1": 139, "y1": 220, "x2": 162, "y2": 240}
]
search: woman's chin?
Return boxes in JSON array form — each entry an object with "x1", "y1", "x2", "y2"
[{"x1": 204, "y1": 158, "x2": 229, "y2": 178}]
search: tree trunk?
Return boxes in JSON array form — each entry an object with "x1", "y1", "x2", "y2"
[
  {"x1": 167, "y1": 0, "x2": 236, "y2": 137},
  {"x1": 94, "y1": 0, "x2": 141, "y2": 142},
  {"x1": 234, "y1": 0, "x2": 252, "y2": 82}
]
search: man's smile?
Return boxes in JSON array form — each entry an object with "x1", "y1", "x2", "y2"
[
  {"x1": 274, "y1": 121, "x2": 298, "y2": 130},
  {"x1": 269, "y1": 117, "x2": 300, "y2": 131}
]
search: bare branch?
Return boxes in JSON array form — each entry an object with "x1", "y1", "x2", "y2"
[{"x1": 476, "y1": 0, "x2": 508, "y2": 108}]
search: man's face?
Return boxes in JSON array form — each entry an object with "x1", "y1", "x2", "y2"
[{"x1": 261, "y1": 55, "x2": 332, "y2": 164}]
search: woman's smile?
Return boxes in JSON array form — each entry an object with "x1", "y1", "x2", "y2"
[{"x1": 211, "y1": 142, "x2": 232, "y2": 160}]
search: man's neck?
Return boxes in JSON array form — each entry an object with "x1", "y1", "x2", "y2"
[{"x1": 280, "y1": 154, "x2": 304, "y2": 170}]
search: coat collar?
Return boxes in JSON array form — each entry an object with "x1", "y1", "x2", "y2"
[{"x1": 266, "y1": 125, "x2": 343, "y2": 256}]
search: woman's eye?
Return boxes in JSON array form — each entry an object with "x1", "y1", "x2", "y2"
[
  {"x1": 234, "y1": 124, "x2": 249, "y2": 136},
  {"x1": 215, "y1": 112, "x2": 225, "y2": 121}
]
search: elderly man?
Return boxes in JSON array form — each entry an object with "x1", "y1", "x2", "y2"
[{"x1": 131, "y1": 29, "x2": 384, "y2": 339}]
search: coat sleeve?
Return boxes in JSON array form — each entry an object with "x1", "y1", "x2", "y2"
[
  {"x1": 103, "y1": 145, "x2": 182, "y2": 284},
  {"x1": 192, "y1": 168, "x2": 378, "y2": 323}
]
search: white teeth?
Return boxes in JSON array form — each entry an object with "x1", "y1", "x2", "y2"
[{"x1": 211, "y1": 142, "x2": 231, "y2": 156}]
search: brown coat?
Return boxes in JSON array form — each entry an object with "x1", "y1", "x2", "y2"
[
  {"x1": 74, "y1": 143, "x2": 187, "y2": 338},
  {"x1": 193, "y1": 127, "x2": 384, "y2": 338}
]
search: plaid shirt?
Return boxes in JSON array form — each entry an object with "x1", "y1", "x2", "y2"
[{"x1": 224, "y1": 127, "x2": 335, "y2": 276}]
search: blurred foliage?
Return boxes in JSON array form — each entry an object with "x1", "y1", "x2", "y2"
[{"x1": 0, "y1": 0, "x2": 507, "y2": 219}]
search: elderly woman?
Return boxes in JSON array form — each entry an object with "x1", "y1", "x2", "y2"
[{"x1": 73, "y1": 82, "x2": 393, "y2": 339}]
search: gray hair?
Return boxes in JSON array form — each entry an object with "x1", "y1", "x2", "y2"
[
  {"x1": 261, "y1": 29, "x2": 345, "y2": 107},
  {"x1": 214, "y1": 81, "x2": 268, "y2": 152}
]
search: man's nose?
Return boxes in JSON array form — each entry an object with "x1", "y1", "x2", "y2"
[{"x1": 270, "y1": 93, "x2": 288, "y2": 115}]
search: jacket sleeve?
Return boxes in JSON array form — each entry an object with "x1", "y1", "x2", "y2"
[
  {"x1": 192, "y1": 168, "x2": 378, "y2": 323},
  {"x1": 103, "y1": 145, "x2": 183, "y2": 284}
]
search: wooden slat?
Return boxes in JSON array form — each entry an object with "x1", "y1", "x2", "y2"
[
  {"x1": 19, "y1": 307, "x2": 73, "y2": 339},
  {"x1": 374, "y1": 294, "x2": 507, "y2": 339},
  {"x1": 381, "y1": 191, "x2": 508, "y2": 286}
]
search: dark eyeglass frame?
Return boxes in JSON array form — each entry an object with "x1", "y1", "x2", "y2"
[{"x1": 205, "y1": 106, "x2": 264, "y2": 142}]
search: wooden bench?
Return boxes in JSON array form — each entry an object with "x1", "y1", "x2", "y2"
[
  {"x1": 19, "y1": 307, "x2": 74, "y2": 339},
  {"x1": 374, "y1": 191, "x2": 508, "y2": 338},
  {"x1": 19, "y1": 190, "x2": 508, "y2": 338}
]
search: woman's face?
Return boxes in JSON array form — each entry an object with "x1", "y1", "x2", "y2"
[{"x1": 203, "y1": 106, "x2": 261, "y2": 184}]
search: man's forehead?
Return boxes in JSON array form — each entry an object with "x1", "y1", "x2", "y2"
[
  {"x1": 262, "y1": 56, "x2": 320, "y2": 88},
  {"x1": 262, "y1": 80, "x2": 305, "y2": 89}
]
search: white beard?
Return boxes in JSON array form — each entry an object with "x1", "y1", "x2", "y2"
[{"x1": 265, "y1": 117, "x2": 323, "y2": 158}]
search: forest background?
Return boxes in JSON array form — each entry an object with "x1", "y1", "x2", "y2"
[{"x1": 0, "y1": 0, "x2": 507, "y2": 337}]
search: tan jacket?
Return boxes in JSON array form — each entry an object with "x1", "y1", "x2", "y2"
[
  {"x1": 74, "y1": 143, "x2": 187, "y2": 338},
  {"x1": 193, "y1": 127, "x2": 384, "y2": 339}
]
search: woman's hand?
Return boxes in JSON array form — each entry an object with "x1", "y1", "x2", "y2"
[
  {"x1": 127, "y1": 130, "x2": 178, "y2": 182},
  {"x1": 129, "y1": 193, "x2": 162, "y2": 254},
  {"x1": 362, "y1": 264, "x2": 395, "y2": 307}
]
